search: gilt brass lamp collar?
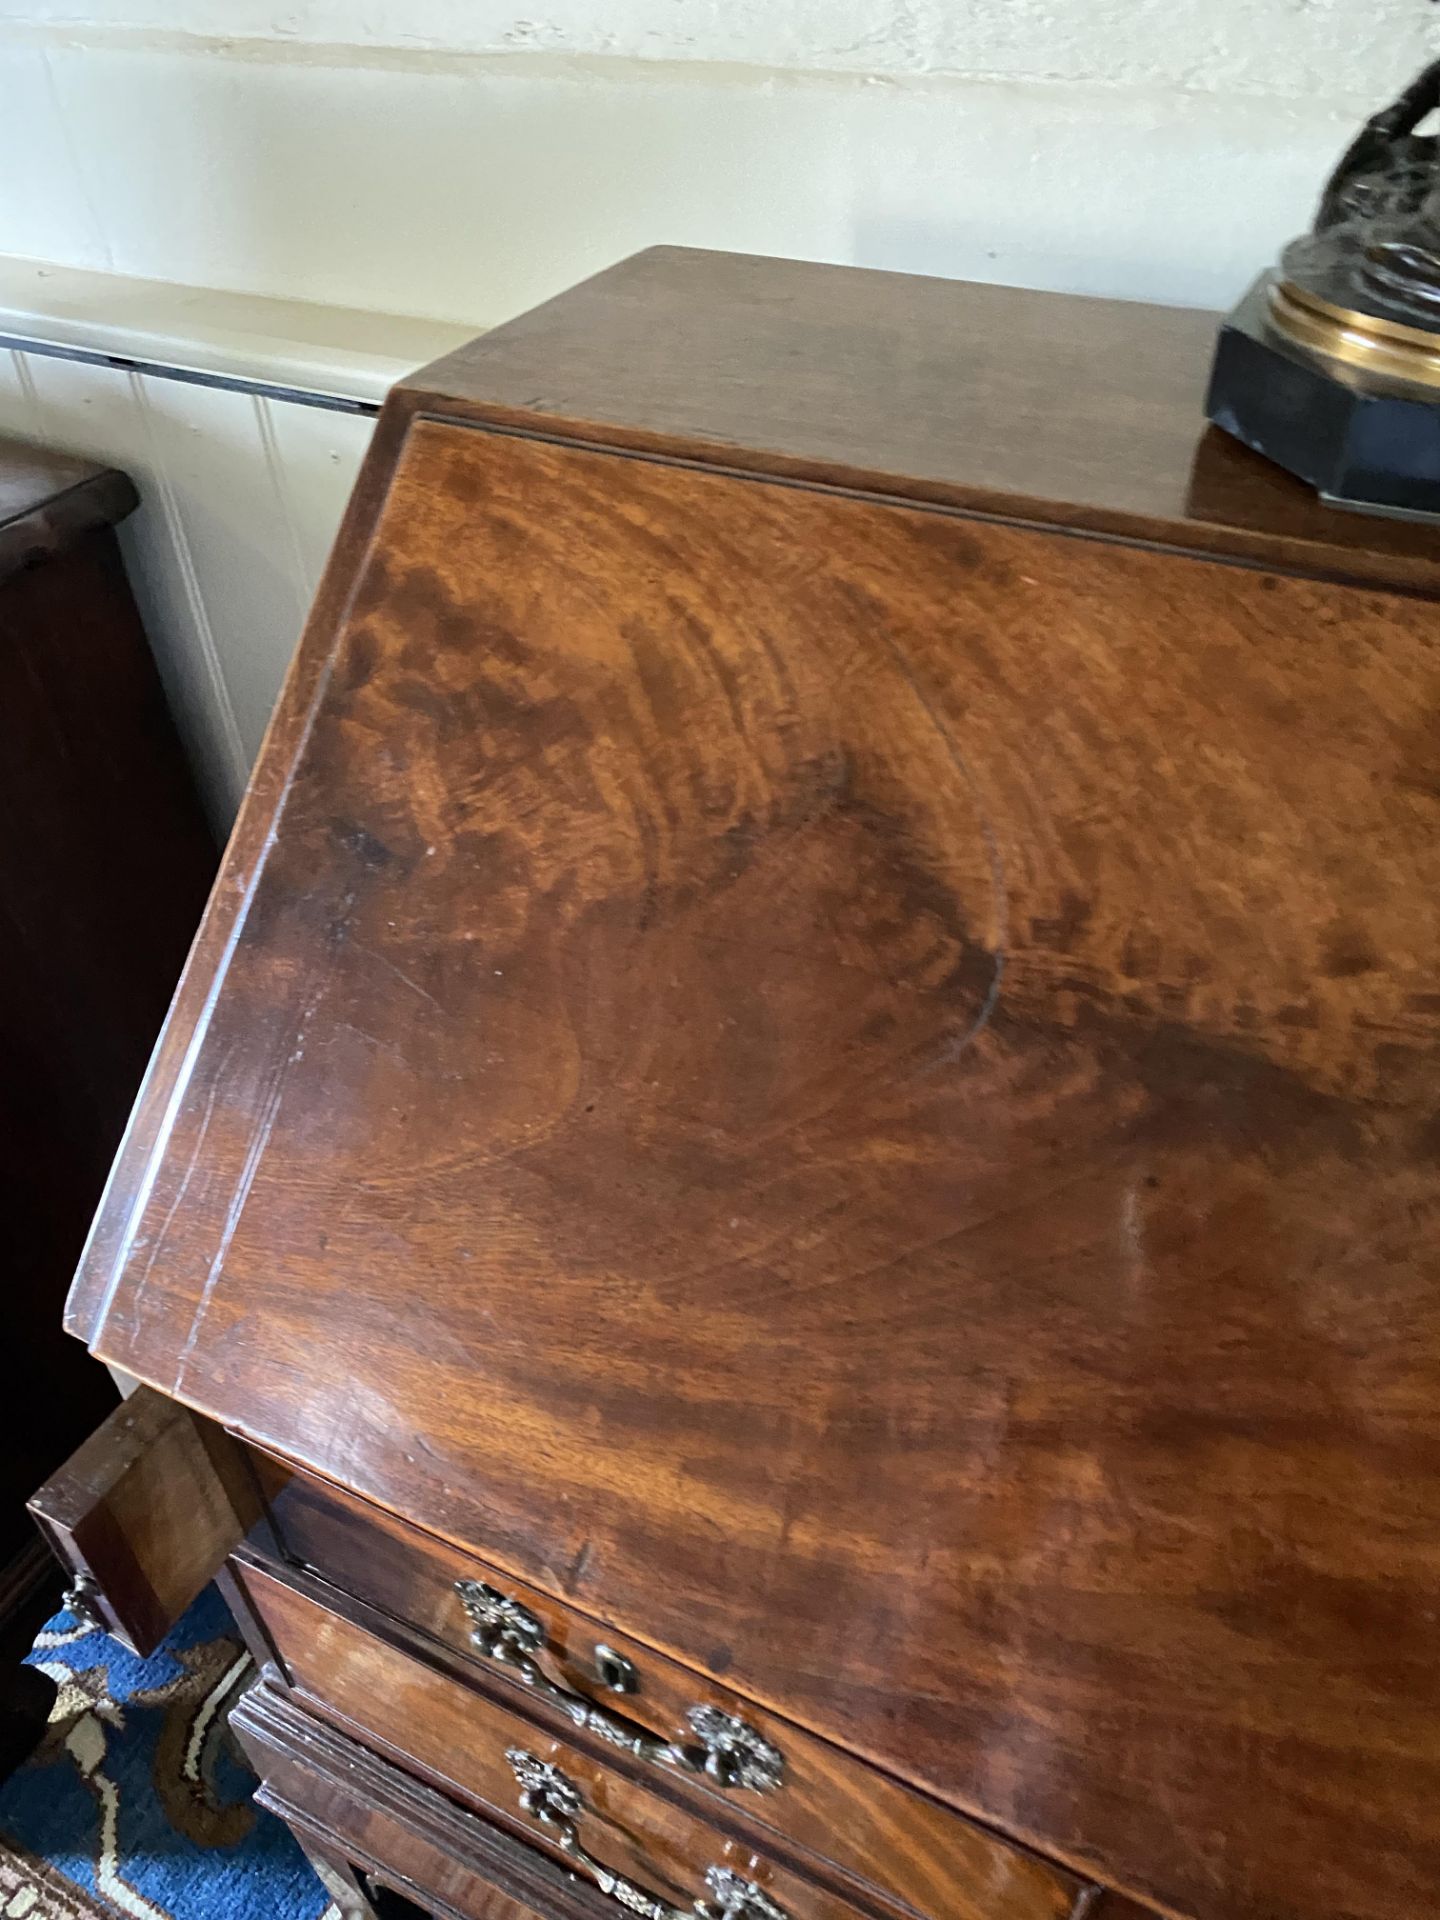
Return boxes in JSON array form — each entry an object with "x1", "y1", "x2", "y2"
[{"x1": 1267, "y1": 276, "x2": 1440, "y2": 389}]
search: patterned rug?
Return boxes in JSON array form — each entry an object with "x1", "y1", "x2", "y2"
[{"x1": 0, "y1": 1588, "x2": 339, "y2": 1920}]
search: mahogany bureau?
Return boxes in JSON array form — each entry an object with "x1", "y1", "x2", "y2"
[{"x1": 37, "y1": 251, "x2": 1440, "y2": 1920}]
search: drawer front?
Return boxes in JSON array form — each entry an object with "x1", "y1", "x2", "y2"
[
  {"x1": 233, "y1": 1674, "x2": 611, "y2": 1920},
  {"x1": 236, "y1": 1555, "x2": 892, "y2": 1920},
  {"x1": 28, "y1": 1386, "x2": 259, "y2": 1656},
  {"x1": 264, "y1": 1469, "x2": 1085, "y2": 1920}
]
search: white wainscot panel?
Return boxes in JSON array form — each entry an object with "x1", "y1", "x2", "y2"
[
  {"x1": 256, "y1": 398, "x2": 374, "y2": 604},
  {"x1": 135, "y1": 376, "x2": 314, "y2": 770}
]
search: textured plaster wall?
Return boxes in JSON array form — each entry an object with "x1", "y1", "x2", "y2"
[
  {"x1": 0, "y1": 3, "x2": 1435, "y2": 326},
  {"x1": 6, "y1": 1, "x2": 1435, "y2": 96}
]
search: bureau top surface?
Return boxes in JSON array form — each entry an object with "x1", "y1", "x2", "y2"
[
  {"x1": 69, "y1": 253, "x2": 1440, "y2": 1920},
  {"x1": 402, "y1": 246, "x2": 1440, "y2": 596}
]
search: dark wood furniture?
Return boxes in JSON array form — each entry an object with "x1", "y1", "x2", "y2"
[
  {"x1": 0, "y1": 439, "x2": 213, "y2": 1775},
  {"x1": 0, "y1": 441, "x2": 212, "y2": 1624},
  {"x1": 40, "y1": 252, "x2": 1440, "y2": 1920}
]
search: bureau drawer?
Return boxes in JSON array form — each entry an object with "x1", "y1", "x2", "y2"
[
  {"x1": 233, "y1": 1673, "x2": 625, "y2": 1920},
  {"x1": 235, "y1": 1554, "x2": 899, "y2": 1920},
  {"x1": 28, "y1": 1386, "x2": 259, "y2": 1655},
  {"x1": 260, "y1": 1470, "x2": 1088, "y2": 1920}
]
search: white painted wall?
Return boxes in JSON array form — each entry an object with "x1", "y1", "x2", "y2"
[{"x1": 1, "y1": 4, "x2": 1434, "y2": 331}]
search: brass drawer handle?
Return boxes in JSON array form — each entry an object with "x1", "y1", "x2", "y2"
[
  {"x1": 456, "y1": 1580, "x2": 783, "y2": 1793},
  {"x1": 507, "y1": 1748, "x2": 789, "y2": 1920}
]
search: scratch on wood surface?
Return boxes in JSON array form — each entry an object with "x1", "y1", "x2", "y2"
[
  {"x1": 171, "y1": 1052, "x2": 287, "y2": 1396},
  {"x1": 366, "y1": 944, "x2": 444, "y2": 1014}
]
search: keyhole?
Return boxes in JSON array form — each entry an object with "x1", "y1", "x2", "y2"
[{"x1": 595, "y1": 1644, "x2": 638, "y2": 1693}]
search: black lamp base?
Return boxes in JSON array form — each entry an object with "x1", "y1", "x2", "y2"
[{"x1": 1205, "y1": 274, "x2": 1440, "y2": 523}]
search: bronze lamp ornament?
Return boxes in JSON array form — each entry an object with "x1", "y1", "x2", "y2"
[{"x1": 1206, "y1": 57, "x2": 1440, "y2": 519}]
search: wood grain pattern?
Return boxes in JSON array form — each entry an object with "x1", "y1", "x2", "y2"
[
  {"x1": 29, "y1": 1387, "x2": 259, "y2": 1655},
  {"x1": 63, "y1": 257, "x2": 1440, "y2": 1920},
  {"x1": 233, "y1": 1674, "x2": 634, "y2": 1920},
  {"x1": 232, "y1": 1555, "x2": 1078, "y2": 1920},
  {"x1": 263, "y1": 1467, "x2": 1086, "y2": 1920},
  {"x1": 408, "y1": 247, "x2": 1440, "y2": 596}
]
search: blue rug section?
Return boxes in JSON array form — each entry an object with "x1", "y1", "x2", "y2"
[{"x1": 0, "y1": 1586, "x2": 335, "y2": 1920}]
